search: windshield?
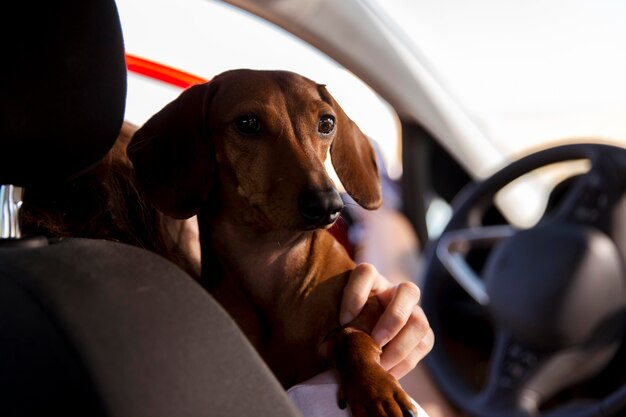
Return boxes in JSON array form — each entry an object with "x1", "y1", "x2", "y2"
[{"x1": 378, "y1": 0, "x2": 626, "y2": 156}]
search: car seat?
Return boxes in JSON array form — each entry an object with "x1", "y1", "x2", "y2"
[{"x1": 0, "y1": 1, "x2": 300, "y2": 416}]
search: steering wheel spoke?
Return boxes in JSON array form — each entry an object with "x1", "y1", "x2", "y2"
[{"x1": 436, "y1": 225, "x2": 516, "y2": 306}]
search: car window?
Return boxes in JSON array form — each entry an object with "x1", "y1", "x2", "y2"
[{"x1": 116, "y1": 0, "x2": 402, "y2": 178}]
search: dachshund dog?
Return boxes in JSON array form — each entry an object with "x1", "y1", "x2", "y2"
[{"x1": 127, "y1": 69, "x2": 416, "y2": 417}]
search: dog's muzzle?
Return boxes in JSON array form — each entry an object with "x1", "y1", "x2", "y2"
[{"x1": 298, "y1": 189, "x2": 344, "y2": 227}]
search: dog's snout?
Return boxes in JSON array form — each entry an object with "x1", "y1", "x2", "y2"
[{"x1": 298, "y1": 189, "x2": 343, "y2": 226}]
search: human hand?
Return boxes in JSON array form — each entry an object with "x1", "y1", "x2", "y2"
[{"x1": 340, "y1": 263, "x2": 434, "y2": 379}]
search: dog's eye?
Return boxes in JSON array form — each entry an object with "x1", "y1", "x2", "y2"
[
  {"x1": 318, "y1": 115, "x2": 335, "y2": 136},
  {"x1": 234, "y1": 115, "x2": 261, "y2": 135}
]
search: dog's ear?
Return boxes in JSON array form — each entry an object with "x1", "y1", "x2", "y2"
[
  {"x1": 323, "y1": 87, "x2": 382, "y2": 210},
  {"x1": 127, "y1": 82, "x2": 217, "y2": 219}
]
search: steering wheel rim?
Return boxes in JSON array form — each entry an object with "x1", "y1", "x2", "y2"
[{"x1": 421, "y1": 143, "x2": 626, "y2": 417}]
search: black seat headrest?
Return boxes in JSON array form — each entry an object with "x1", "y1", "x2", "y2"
[{"x1": 0, "y1": 0, "x2": 127, "y2": 187}]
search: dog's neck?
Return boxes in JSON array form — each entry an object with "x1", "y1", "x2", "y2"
[{"x1": 197, "y1": 209, "x2": 320, "y2": 308}]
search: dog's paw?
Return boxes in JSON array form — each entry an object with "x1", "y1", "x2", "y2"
[{"x1": 339, "y1": 365, "x2": 416, "y2": 417}]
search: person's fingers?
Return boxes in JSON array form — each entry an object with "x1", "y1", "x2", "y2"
[
  {"x1": 387, "y1": 328, "x2": 435, "y2": 380},
  {"x1": 340, "y1": 263, "x2": 389, "y2": 325},
  {"x1": 371, "y1": 281, "x2": 421, "y2": 347},
  {"x1": 340, "y1": 265, "x2": 434, "y2": 379},
  {"x1": 378, "y1": 304, "x2": 430, "y2": 367}
]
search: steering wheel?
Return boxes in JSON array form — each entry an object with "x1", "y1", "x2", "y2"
[{"x1": 421, "y1": 144, "x2": 626, "y2": 417}]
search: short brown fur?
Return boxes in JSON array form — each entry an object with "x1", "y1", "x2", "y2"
[{"x1": 128, "y1": 69, "x2": 415, "y2": 417}]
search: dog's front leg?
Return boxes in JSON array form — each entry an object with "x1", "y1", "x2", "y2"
[{"x1": 325, "y1": 299, "x2": 417, "y2": 417}]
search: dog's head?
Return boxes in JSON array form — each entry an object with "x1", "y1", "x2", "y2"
[{"x1": 127, "y1": 69, "x2": 381, "y2": 231}]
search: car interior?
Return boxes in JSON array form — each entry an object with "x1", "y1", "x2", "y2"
[
  {"x1": 2, "y1": 1, "x2": 626, "y2": 417},
  {"x1": 1, "y1": 1, "x2": 301, "y2": 416}
]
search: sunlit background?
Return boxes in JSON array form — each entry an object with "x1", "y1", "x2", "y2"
[
  {"x1": 117, "y1": 0, "x2": 626, "y2": 185},
  {"x1": 382, "y1": 0, "x2": 626, "y2": 153}
]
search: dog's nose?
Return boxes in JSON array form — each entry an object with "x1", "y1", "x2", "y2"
[{"x1": 298, "y1": 189, "x2": 344, "y2": 226}]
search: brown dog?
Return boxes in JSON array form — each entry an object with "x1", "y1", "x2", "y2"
[{"x1": 128, "y1": 69, "x2": 416, "y2": 417}]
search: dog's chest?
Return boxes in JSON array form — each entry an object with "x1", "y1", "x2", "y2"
[
  {"x1": 202, "y1": 225, "x2": 354, "y2": 386},
  {"x1": 210, "y1": 275, "x2": 325, "y2": 386},
  {"x1": 209, "y1": 276, "x2": 267, "y2": 345}
]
